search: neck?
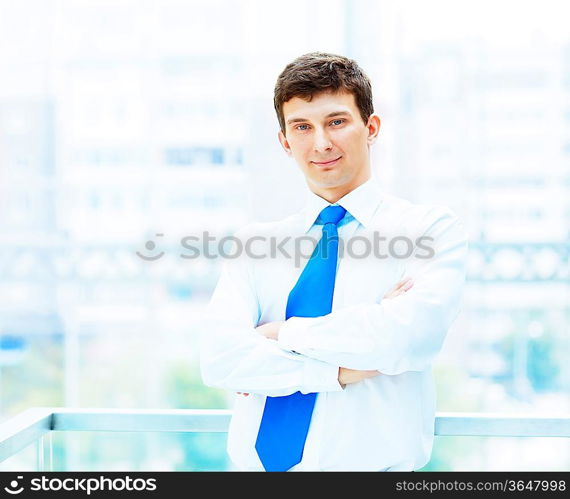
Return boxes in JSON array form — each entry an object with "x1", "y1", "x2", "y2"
[{"x1": 310, "y1": 171, "x2": 371, "y2": 204}]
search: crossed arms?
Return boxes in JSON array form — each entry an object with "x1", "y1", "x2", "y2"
[
  {"x1": 200, "y1": 206, "x2": 468, "y2": 396},
  {"x1": 254, "y1": 277, "x2": 414, "y2": 388}
]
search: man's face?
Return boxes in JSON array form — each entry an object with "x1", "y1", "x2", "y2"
[{"x1": 278, "y1": 90, "x2": 380, "y2": 201}]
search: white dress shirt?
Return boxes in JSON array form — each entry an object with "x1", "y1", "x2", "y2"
[{"x1": 200, "y1": 177, "x2": 468, "y2": 471}]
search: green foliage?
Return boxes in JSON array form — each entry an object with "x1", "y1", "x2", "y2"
[{"x1": 163, "y1": 361, "x2": 227, "y2": 409}]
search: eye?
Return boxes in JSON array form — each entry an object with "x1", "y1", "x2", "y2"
[
  {"x1": 295, "y1": 124, "x2": 310, "y2": 131},
  {"x1": 330, "y1": 118, "x2": 345, "y2": 126}
]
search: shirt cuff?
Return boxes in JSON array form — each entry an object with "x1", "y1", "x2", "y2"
[
  {"x1": 278, "y1": 315, "x2": 318, "y2": 353},
  {"x1": 279, "y1": 316, "x2": 343, "y2": 393},
  {"x1": 301, "y1": 357, "x2": 343, "y2": 394}
]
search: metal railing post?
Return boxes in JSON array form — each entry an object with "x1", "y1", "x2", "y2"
[{"x1": 36, "y1": 435, "x2": 44, "y2": 471}]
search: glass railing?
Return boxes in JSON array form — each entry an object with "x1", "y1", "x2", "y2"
[{"x1": 1, "y1": 408, "x2": 569, "y2": 471}]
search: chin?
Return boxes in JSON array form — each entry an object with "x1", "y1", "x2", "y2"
[
  {"x1": 312, "y1": 180, "x2": 348, "y2": 191},
  {"x1": 315, "y1": 171, "x2": 350, "y2": 184}
]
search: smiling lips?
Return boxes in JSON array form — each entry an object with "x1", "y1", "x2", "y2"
[{"x1": 312, "y1": 156, "x2": 342, "y2": 167}]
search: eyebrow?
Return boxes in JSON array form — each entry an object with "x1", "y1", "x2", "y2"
[{"x1": 286, "y1": 111, "x2": 351, "y2": 125}]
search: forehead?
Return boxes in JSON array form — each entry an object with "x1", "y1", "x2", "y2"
[{"x1": 282, "y1": 91, "x2": 358, "y2": 121}]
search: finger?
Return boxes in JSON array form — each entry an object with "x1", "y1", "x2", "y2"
[
  {"x1": 395, "y1": 276, "x2": 412, "y2": 289},
  {"x1": 388, "y1": 278, "x2": 411, "y2": 294},
  {"x1": 384, "y1": 278, "x2": 413, "y2": 299},
  {"x1": 394, "y1": 279, "x2": 414, "y2": 293},
  {"x1": 388, "y1": 285, "x2": 413, "y2": 299},
  {"x1": 402, "y1": 279, "x2": 414, "y2": 291}
]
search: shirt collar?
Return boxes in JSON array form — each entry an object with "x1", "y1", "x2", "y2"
[{"x1": 301, "y1": 177, "x2": 384, "y2": 233}]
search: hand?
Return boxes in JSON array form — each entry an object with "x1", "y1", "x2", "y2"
[
  {"x1": 338, "y1": 367, "x2": 380, "y2": 387},
  {"x1": 255, "y1": 320, "x2": 285, "y2": 340},
  {"x1": 383, "y1": 276, "x2": 414, "y2": 300}
]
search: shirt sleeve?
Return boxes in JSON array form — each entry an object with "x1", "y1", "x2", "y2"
[
  {"x1": 199, "y1": 225, "x2": 343, "y2": 396},
  {"x1": 277, "y1": 206, "x2": 469, "y2": 374}
]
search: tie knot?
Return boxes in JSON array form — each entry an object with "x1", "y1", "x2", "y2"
[{"x1": 317, "y1": 205, "x2": 347, "y2": 226}]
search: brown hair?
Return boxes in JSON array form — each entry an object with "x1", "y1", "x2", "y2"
[{"x1": 274, "y1": 52, "x2": 374, "y2": 134}]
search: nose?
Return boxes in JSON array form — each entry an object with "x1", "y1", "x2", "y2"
[{"x1": 313, "y1": 127, "x2": 333, "y2": 153}]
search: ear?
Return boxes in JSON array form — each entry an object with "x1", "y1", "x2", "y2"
[
  {"x1": 366, "y1": 114, "x2": 381, "y2": 145},
  {"x1": 278, "y1": 130, "x2": 293, "y2": 157}
]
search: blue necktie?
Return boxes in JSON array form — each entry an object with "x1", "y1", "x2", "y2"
[{"x1": 255, "y1": 204, "x2": 347, "y2": 472}]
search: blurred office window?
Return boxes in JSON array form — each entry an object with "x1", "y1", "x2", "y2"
[{"x1": 0, "y1": 0, "x2": 568, "y2": 471}]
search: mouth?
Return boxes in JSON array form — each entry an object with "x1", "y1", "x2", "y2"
[{"x1": 311, "y1": 156, "x2": 342, "y2": 168}]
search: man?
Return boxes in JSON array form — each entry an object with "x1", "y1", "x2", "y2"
[{"x1": 200, "y1": 52, "x2": 468, "y2": 471}]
